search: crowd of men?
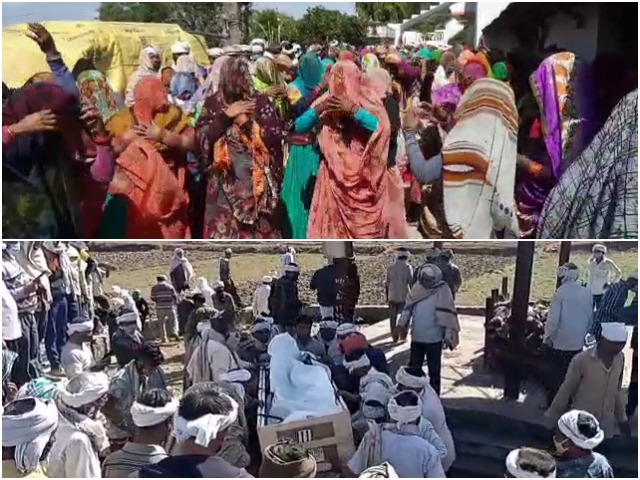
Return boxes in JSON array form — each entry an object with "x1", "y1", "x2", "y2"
[{"x1": 2, "y1": 242, "x2": 637, "y2": 477}]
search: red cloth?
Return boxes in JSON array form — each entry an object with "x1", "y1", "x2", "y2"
[{"x1": 339, "y1": 332, "x2": 369, "y2": 356}]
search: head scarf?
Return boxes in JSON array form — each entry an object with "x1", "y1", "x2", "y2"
[
  {"x1": 76, "y1": 70, "x2": 121, "y2": 123},
  {"x1": 16, "y1": 378, "x2": 57, "y2": 400},
  {"x1": 308, "y1": 60, "x2": 391, "y2": 239},
  {"x1": 2, "y1": 398, "x2": 59, "y2": 474},
  {"x1": 462, "y1": 58, "x2": 490, "y2": 86},
  {"x1": 600, "y1": 322, "x2": 629, "y2": 343},
  {"x1": 505, "y1": 449, "x2": 557, "y2": 478},
  {"x1": 557, "y1": 263, "x2": 579, "y2": 284},
  {"x1": 125, "y1": 45, "x2": 161, "y2": 106},
  {"x1": 360, "y1": 463, "x2": 399, "y2": 478},
  {"x1": 219, "y1": 56, "x2": 254, "y2": 104},
  {"x1": 259, "y1": 440, "x2": 318, "y2": 478},
  {"x1": 174, "y1": 55, "x2": 198, "y2": 75},
  {"x1": 131, "y1": 398, "x2": 179, "y2": 428},
  {"x1": 367, "y1": 67, "x2": 393, "y2": 99},
  {"x1": 395, "y1": 365, "x2": 429, "y2": 389},
  {"x1": 416, "y1": 263, "x2": 443, "y2": 289},
  {"x1": 321, "y1": 57, "x2": 335, "y2": 73},
  {"x1": 339, "y1": 51, "x2": 356, "y2": 62},
  {"x1": 169, "y1": 248, "x2": 195, "y2": 280},
  {"x1": 173, "y1": 391, "x2": 239, "y2": 447},
  {"x1": 187, "y1": 55, "x2": 230, "y2": 110},
  {"x1": 170, "y1": 72, "x2": 198, "y2": 100},
  {"x1": 387, "y1": 391, "x2": 422, "y2": 428},
  {"x1": 492, "y1": 62, "x2": 509, "y2": 81},
  {"x1": 557, "y1": 410, "x2": 604, "y2": 450},
  {"x1": 457, "y1": 49, "x2": 476, "y2": 67},
  {"x1": 431, "y1": 82, "x2": 462, "y2": 108},
  {"x1": 133, "y1": 76, "x2": 169, "y2": 125},
  {"x1": 418, "y1": 49, "x2": 434, "y2": 61},
  {"x1": 292, "y1": 52, "x2": 323, "y2": 96},
  {"x1": 537, "y1": 90, "x2": 638, "y2": 239},
  {"x1": 253, "y1": 57, "x2": 282, "y2": 89}
]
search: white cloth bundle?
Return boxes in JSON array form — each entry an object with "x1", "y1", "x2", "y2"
[
  {"x1": 220, "y1": 369, "x2": 252, "y2": 384},
  {"x1": 359, "y1": 462, "x2": 399, "y2": 478},
  {"x1": 2, "y1": 398, "x2": 59, "y2": 474},
  {"x1": 207, "y1": 47, "x2": 224, "y2": 58},
  {"x1": 131, "y1": 400, "x2": 179, "y2": 428},
  {"x1": 58, "y1": 372, "x2": 109, "y2": 408},
  {"x1": 557, "y1": 410, "x2": 604, "y2": 450},
  {"x1": 173, "y1": 394, "x2": 238, "y2": 447}
]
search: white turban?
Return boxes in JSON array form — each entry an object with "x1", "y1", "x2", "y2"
[
  {"x1": 131, "y1": 399, "x2": 179, "y2": 428},
  {"x1": 505, "y1": 449, "x2": 556, "y2": 478},
  {"x1": 395, "y1": 366, "x2": 429, "y2": 389},
  {"x1": 337, "y1": 323, "x2": 357, "y2": 336},
  {"x1": 557, "y1": 264, "x2": 579, "y2": 283},
  {"x1": 207, "y1": 47, "x2": 224, "y2": 58},
  {"x1": 360, "y1": 463, "x2": 399, "y2": 478},
  {"x1": 592, "y1": 244, "x2": 607, "y2": 254},
  {"x1": 251, "y1": 38, "x2": 267, "y2": 46},
  {"x1": 344, "y1": 353, "x2": 370, "y2": 373},
  {"x1": 262, "y1": 276, "x2": 273, "y2": 284},
  {"x1": 239, "y1": 44, "x2": 252, "y2": 53},
  {"x1": 319, "y1": 319, "x2": 339, "y2": 330},
  {"x1": 387, "y1": 391, "x2": 422, "y2": 427},
  {"x1": 601, "y1": 322, "x2": 628, "y2": 343},
  {"x1": 173, "y1": 393, "x2": 238, "y2": 447},
  {"x1": 256, "y1": 315, "x2": 274, "y2": 325},
  {"x1": 251, "y1": 44, "x2": 263, "y2": 54},
  {"x1": 284, "y1": 263, "x2": 300, "y2": 273},
  {"x1": 214, "y1": 281, "x2": 225, "y2": 290},
  {"x1": 116, "y1": 311, "x2": 138, "y2": 326},
  {"x1": 395, "y1": 249, "x2": 410, "y2": 260},
  {"x1": 67, "y1": 319, "x2": 93, "y2": 335},
  {"x1": 220, "y1": 369, "x2": 252, "y2": 384},
  {"x1": 251, "y1": 322, "x2": 272, "y2": 334},
  {"x1": 171, "y1": 41, "x2": 191, "y2": 55},
  {"x1": 2, "y1": 398, "x2": 59, "y2": 474},
  {"x1": 58, "y1": 372, "x2": 109, "y2": 408},
  {"x1": 558, "y1": 410, "x2": 604, "y2": 450}
]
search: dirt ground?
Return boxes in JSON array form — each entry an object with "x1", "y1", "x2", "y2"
[{"x1": 91, "y1": 241, "x2": 637, "y2": 398}]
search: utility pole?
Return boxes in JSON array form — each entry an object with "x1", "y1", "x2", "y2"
[{"x1": 504, "y1": 241, "x2": 536, "y2": 400}]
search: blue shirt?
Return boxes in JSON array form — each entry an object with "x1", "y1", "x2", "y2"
[{"x1": 556, "y1": 452, "x2": 614, "y2": 478}]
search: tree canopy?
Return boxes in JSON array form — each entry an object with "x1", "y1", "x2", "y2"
[
  {"x1": 355, "y1": 2, "x2": 438, "y2": 23},
  {"x1": 296, "y1": 6, "x2": 367, "y2": 46},
  {"x1": 250, "y1": 9, "x2": 299, "y2": 44}
]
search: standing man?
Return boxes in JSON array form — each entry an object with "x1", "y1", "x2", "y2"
[
  {"x1": 547, "y1": 322, "x2": 629, "y2": 438},
  {"x1": 132, "y1": 289, "x2": 150, "y2": 332},
  {"x1": 252, "y1": 276, "x2": 272, "y2": 318},
  {"x1": 219, "y1": 249, "x2": 242, "y2": 307},
  {"x1": 171, "y1": 41, "x2": 191, "y2": 70},
  {"x1": 438, "y1": 250, "x2": 462, "y2": 299},
  {"x1": 587, "y1": 244, "x2": 621, "y2": 310},
  {"x1": 2, "y1": 242, "x2": 39, "y2": 386},
  {"x1": 386, "y1": 248, "x2": 413, "y2": 343},
  {"x1": 212, "y1": 282, "x2": 236, "y2": 323},
  {"x1": 310, "y1": 259, "x2": 337, "y2": 320},
  {"x1": 150, "y1": 275, "x2": 179, "y2": 344},
  {"x1": 272, "y1": 264, "x2": 302, "y2": 328},
  {"x1": 543, "y1": 263, "x2": 593, "y2": 404},
  {"x1": 591, "y1": 272, "x2": 638, "y2": 338}
]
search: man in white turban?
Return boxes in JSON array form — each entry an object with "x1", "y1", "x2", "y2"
[
  {"x1": 346, "y1": 390, "x2": 445, "y2": 478},
  {"x1": 171, "y1": 41, "x2": 191, "y2": 69},
  {"x1": 543, "y1": 263, "x2": 593, "y2": 404},
  {"x1": 2, "y1": 397, "x2": 59, "y2": 477},
  {"x1": 552, "y1": 410, "x2": 613, "y2": 478},
  {"x1": 48, "y1": 372, "x2": 110, "y2": 478},
  {"x1": 207, "y1": 47, "x2": 224, "y2": 65},
  {"x1": 60, "y1": 316, "x2": 95, "y2": 380},
  {"x1": 395, "y1": 366, "x2": 455, "y2": 471},
  {"x1": 252, "y1": 276, "x2": 272, "y2": 318},
  {"x1": 587, "y1": 244, "x2": 621, "y2": 309},
  {"x1": 504, "y1": 447, "x2": 557, "y2": 478},
  {"x1": 547, "y1": 322, "x2": 629, "y2": 438},
  {"x1": 103, "y1": 389, "x2": 177, "y2": 478}
]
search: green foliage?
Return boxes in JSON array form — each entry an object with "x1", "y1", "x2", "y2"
[
  {"x1": 355, "y1": 2, "x2": 439, "y2": 23},
  {"x1": 98, "y1": 2, "x2": 174, "y2": 23},
  {"x1": 296, "y1": 6, "x2": 367, "y2": 45},
  {"x1": 250, "y1": 9, "x2": 299, "y2": 44}
]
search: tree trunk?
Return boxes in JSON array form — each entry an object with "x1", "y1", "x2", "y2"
[{"x1": 223, "y1": 2, "x2": 242, "y2": 45}]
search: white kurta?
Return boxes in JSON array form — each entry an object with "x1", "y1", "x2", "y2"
[
  {"x1": 48, "y1": 417, "x2": 102, "y2": 478},
  {"x1": 186, "y1": 339, "x2": 241, "y2": 384},
  {"x1": 420, "y1": 385, "x2": 456, "y2": 471},
  {"x1": 252, "y1": 284, "x2": 271, "y2": 317}
]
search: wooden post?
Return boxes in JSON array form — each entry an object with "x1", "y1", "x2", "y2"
[
  {"x1": 433, "y1": 241, "x2": 444, "y2": 250},
  {"x1": 504, "y1": 241, "x2": 536, "y2": 400},
  {"x1": 501, "y1": 277, "x2": 509, "y2": 299},
  {"x1": 556, "y1": 242, "x2": 572, "y2": 289},
  {"x1": 484, "y1": 295, "x2": 495, "y2": 369}
]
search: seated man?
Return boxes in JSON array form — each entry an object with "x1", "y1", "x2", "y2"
[
  {"x1": 294, "y1": 315, "x2": 326, "y2": 360},
  {"x1": 315, "y1": 318, "x2": 343, "y2": 366},
  {"x1": 111, "y1": 310, "x2": 144, "y2": 368},
  {"x1": 339, "y1": 349, "x2": 394, "y2": 412},
  {"x1": 337, "y1": 323, "x2": 389, "y2": 374},
  {"x1": 345, "y1": 391, "x2": 446, "y2": 478}
]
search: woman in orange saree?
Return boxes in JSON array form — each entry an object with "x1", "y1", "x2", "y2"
[
  {"x1": 307, "y1": 60, "x2": 391, "y2": 239},
  {"x1": 85, "y1": 75, "x2": 192, "y2": 239}
]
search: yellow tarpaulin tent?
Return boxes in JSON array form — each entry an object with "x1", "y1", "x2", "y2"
[{"x1": 2, "y1": 21, "x2": 209, "y2": 93}]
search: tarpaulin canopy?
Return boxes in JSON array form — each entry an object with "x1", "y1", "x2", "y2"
[{"x1": 2, "y1": 21, "x2": 209, "y2": 93}]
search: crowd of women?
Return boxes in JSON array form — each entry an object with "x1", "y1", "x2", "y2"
[{"x1": 2, "y1": 24, "x2": 637, "y2": 240}]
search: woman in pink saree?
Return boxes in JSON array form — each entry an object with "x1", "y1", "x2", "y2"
[{"x1": 307, "y1": 61, "x2": 391, "y2": 238}]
